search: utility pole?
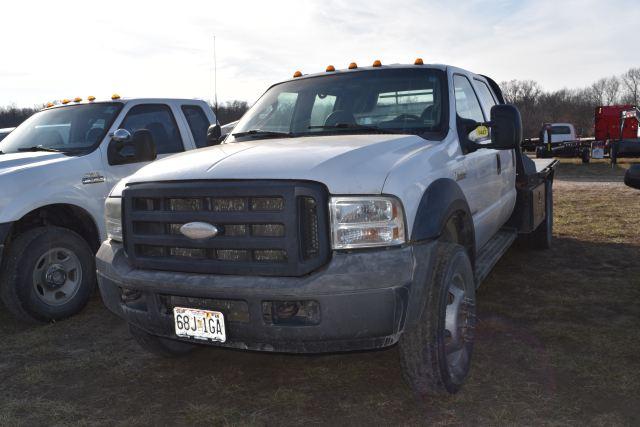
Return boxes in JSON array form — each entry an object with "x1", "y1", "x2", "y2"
[{"x1": 213, "y1": 35, "x2": 218, "y2": 117}]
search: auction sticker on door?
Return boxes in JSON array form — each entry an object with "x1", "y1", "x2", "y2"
[{"x1": 174, "y1": 307, "x2": 226, "y2": 342}]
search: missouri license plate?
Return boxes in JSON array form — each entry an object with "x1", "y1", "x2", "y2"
[{"x1": 173, "y1": 307, "x2": 226, "y2": 342}]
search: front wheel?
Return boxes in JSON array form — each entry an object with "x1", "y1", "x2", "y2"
[
  {"x1": 0, "y1": 226, "x2": 95, "y2": 322},
  {"x1": 399, "y1": 243, "x2": 476, "y2": 396}
]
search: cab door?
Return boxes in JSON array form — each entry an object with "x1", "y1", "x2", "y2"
[
  {"x1": 100, "y1": 102, "x2": 188, "y2": 190},
  {"x1": 452, "y1": 74, "x2": 502, "y2": 249},
  {"x1": 473, "y1": 77, "x2": 517, "y2": 229}
]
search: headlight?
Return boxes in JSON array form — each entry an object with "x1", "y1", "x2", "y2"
[
  {"x1": 105, "y1": 197, "x2": 123, "y2": 242},
  {"x1": 330, "y1": 196, "x2": 405, "y2": 249}
]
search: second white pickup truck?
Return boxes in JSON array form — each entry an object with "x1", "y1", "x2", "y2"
[
  {"x1": 0, "y1": 97, "x2": 218, "y2": 322},
  {"x1": 97, "y1": 61, "x2": 557, "y2": 395}
]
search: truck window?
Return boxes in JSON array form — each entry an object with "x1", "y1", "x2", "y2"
[
  {"x1": 0, "y1": 103, "x2": 122, "y2": 154},
  {"x1": 551, "y1": 126, "x2": 571, "y2": 135},
  {"x1": 181, "y1": 105, "x2": 210, "y2": 148},
  {"x1": 229, "y1": 68, "x2": 446, "y2": 141},
  {"x1": 473, "y1": 79, "x2": 497, "y2": 116},
  {"x1": 309, "y1": 94, "x2": 337, "y2": 127},
  {"x1": 453, "y1": 75, "x2": 485, "y2": 122},
  {"x1": 120, "y1": 104, "x2": 184, "y2": 155}
]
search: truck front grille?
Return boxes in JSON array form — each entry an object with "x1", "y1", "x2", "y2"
[{"x1": 122, "y1": 181, "x2": 330, "y2": 276}]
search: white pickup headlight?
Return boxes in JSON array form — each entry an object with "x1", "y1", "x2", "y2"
[
  {"x1": 330, "y1": 197, "x2": 405, "y2": 249},
  {"x1": 105, "y1": 197, "x2": 123, "y2": 242}
]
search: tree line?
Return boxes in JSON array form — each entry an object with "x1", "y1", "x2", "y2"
[
  {"x1": 501, "y1": 67, "x2": 640, "y2": 137},
  {"x1": 2, "y1": 67, "x2": 639, "y2": 138},
  {"x1": 0, "y1": 101, "x2": 250, "y2": 129}
]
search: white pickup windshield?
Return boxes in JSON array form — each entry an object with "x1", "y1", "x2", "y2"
[
  {"x1": 0, "y1": 103, "x2": 123, "y2": 154},
  {"x1": 228, "y1": 68, "x2": 446, "y2": 142}
]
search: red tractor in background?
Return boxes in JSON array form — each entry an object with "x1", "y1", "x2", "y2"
[{"x1": 595, "y1": 105, "x2": 639, "y2": 141}]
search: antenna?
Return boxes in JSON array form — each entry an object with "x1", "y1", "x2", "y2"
[{"x1": 213, "y1": 35, "x2": 218, "y2": 118}]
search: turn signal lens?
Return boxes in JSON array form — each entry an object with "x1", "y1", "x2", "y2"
[
  {"x1": 293, "y1": 70, "x2": 302, "y2": 78},
  {"x1": 348, "y1": 62, "x2": 357, "y2": 69},
  {"x1": 105, "y1": 197, "x2": 123, "y2": 242},
  {"x1": 326, "y1": 65, "x2": 335, "y2": 72},
  {"x1": 111, "y1": 93, "x2": 121, "y2": 100},
  {"x1": 414, "y1": 58, "x2": 424, "y2": 65},
  {"x1": 372, "y1": 59, "x2": 382, "y2": 67}
]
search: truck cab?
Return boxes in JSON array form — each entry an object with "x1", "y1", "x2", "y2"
[
  {"x1": 0, "y1": 97, "x2": 217, "y2": 322},
  {"x1": 96, "y1": 61, "x2": 556, "y2": 396},
  {"x1": 540, "y1": 123, "x2": 577, "y2": 144}
]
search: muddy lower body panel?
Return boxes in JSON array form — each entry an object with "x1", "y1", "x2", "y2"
[{"x1": 96, "y1": 240, "x2": 437, "y2": 353}]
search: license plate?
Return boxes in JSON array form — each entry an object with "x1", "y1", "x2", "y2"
[{"x1": 173, "y1": 307, "x2": 226, "y2": 342}]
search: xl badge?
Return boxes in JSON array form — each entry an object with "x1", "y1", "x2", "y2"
[{"x1": 180, "y1": 222, "x2": 219, "y2": 240}]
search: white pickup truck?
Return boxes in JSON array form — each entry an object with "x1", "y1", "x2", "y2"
[
  {"x1": 96, "y1": 62, "x2": 557, "y2": 395},
  {"x1": 0, "y1": 97, "x2": 218, "y2": 322}
]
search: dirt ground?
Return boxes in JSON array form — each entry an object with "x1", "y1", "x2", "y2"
[{"x1": 1, "y1": 160, "x2": 639, "y2": 426}]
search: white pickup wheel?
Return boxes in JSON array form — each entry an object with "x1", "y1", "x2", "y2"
[
  {"x1": 399, "y1": 243, "x2": 476, "y2": 395},
  {"x1": 0, "y1": 226, "x2": 95, "y2": 322}
]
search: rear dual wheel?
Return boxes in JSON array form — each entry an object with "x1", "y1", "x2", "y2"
[{"x1": 399, "y1": 243, "x2": 476, "y2": 395}]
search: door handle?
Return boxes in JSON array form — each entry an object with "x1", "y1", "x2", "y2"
[{"x1": 496, "y1": 153, "x2": 502, "y2": 175}]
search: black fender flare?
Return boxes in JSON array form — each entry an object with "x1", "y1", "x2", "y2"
[{"x1": 410, "y1": 178, "x2": 476, "y2": 262}]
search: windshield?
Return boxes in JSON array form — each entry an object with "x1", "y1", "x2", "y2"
[
  {"x1": 0, "y1": 103, "x2": 123, "y2": 154},
  {"x1": 228, "y1": 68, "x2": 446, "y2": 142}
]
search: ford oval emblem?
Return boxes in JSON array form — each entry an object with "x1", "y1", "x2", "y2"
[{"x1": 180, "y1": 222, "x2": 219, "y2": 240}]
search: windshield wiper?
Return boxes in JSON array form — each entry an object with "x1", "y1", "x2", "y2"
[
  {"x1": 232, "y1": 129, "x2": 294, "y2": 138},
  {"x1": 308, "y1": 124, "x2": 402, "y2": 134},
  {"x1": 17, "y1": 146, "x2": 63, "y2": 153}
]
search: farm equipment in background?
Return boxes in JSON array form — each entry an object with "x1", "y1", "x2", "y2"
[
  {"x1": 611, "y1": 107, "x2": 640, "y2": 164},
  {"x1": 533, "y1": 123, "x2": 592, "y2": 162}
]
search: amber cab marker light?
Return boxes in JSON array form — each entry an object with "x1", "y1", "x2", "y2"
[
  {"x1": 414, "y1": 58, "x2": 424, "y2": 65},
  {"x1": 326, "y1": 65, "x2": 335, "y2": 72},
  {"x1": 348, "y1": 62, "x2": 358, "y2": 69},
  {"x1": 45, "y1": 102, "x2": 54, "y2": 108},
  {"x1": 87, "y1": 96, "x2": 96, "y2": 101},
  {"x1": 111, "y1": 93, "x2": 121, "y2": 100},
  {"x1": 372, "y1": 59, "x2": 382, "y2": 67},
  {"x1": 293, "y1": 70, "x2": 302, "y2": 78},
  {"x1": 73, "y1": 97, "x2": 82, "y2": 102},
  {"x1": 61, "y1": 99, "x2": 70, "y2": 104}
]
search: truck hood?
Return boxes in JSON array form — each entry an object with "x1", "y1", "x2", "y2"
[
  {"x1": 125, "y1": 134, "x2": 434, "y2": 194},
  {"x1": 0, "y1": 151, "x2": 70, "y2": 175}
]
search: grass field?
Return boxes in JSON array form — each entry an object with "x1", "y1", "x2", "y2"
[{"x1": 0, "y1": 160, "x2": 638, "y2": 426}]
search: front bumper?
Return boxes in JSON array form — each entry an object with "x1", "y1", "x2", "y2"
[{"x1": 96, "y1": 240, "x2": 437, "y2": 353}]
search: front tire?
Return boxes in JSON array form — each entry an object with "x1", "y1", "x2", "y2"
[
  {"x1": 129, "y1": 325, "x2": 197, "y2": 357},
  {"x1": 399, "y1": 243, "x2": 476, "y2": 396},
  {"x1": 0, "y1": 226, "x2": 95, "y2": 322}
]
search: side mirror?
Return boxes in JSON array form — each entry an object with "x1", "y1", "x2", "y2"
[
  {"x1": 108, "y1": 129, "x2": 157, "y2": 165},
  {"x1": 206, "y1": 124, "x2": 222, "y2": 146},
  {"x1": 488, "y1": 104, "x2": 522, "y2": 150},
  {"x1": 624, "y1": 165, "x2": 640, "y2": 189}
]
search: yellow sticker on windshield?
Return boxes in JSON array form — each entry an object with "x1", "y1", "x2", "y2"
[{"x1": 476, "y1": 125, "x2": 489, "y2": 138}]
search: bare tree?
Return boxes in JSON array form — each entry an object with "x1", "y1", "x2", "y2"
[
  {"x1": 621, "y1": 67, "x2": 640, "y2": 105},
  {"x1": 590, "y1": 78, "x2": 607, "y2": 105},
  {"x1": 604, "y1": 77, "x2": 620, "y2": 105}
]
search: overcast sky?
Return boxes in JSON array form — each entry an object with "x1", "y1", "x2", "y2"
[{"x1": 1, "y1": 0, "x2": 638, "y2": 107}]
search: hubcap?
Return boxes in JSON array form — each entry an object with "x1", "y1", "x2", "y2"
[
  {"x1": 32, "y1": 248, "x2": 82, "y2": 306},
  {"x1": 444, "y1": 271, "x2": 475, "y2": 383}
]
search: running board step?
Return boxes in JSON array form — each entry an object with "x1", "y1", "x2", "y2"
[{"x1": 474, "y1": 228, "x2": 517, "y2": 287}]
